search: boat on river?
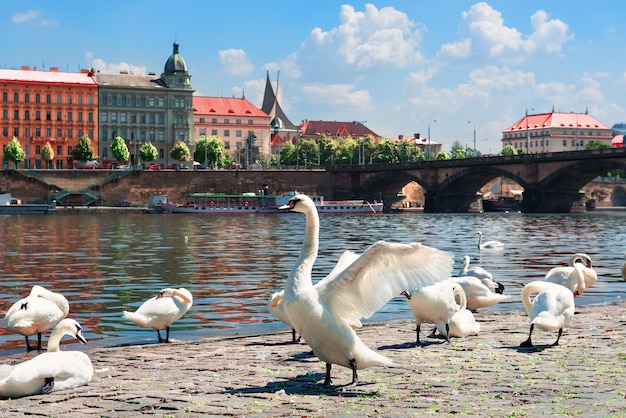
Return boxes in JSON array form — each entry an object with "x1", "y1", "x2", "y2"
[
  {"x1": 0, "y1": 193, "x2": 55, "y2": 215},
  {"x1": 160, "y1": 191, "x2": 383, "y2": 214}
]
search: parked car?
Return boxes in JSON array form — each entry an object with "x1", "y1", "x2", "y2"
[
  {"x1": 148, "y1": 164, "x2": 161, "y2": 170},
  {"x1": 117, "y1": 164, "x2": 132, "y2": 170},
  {"x1": 77, "y1": 160, "x2": 101, "y2": 169},
  {"x1": 167, "y1": 163, "x2": 189, "y2": 169}
]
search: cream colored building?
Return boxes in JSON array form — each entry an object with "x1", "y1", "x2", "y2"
[{"x1": 502, "y1": 111, "x2": 612, "y2": 153}]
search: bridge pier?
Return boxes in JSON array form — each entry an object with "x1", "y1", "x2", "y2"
[
  {"x1": 423, "y1": 192, "x2": 483, "y2": 213},
  {"x1": 521, "y1": 190, "x2": 586, "y2": 213}
]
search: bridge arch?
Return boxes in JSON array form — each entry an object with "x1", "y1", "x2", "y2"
[{"x1": 359, "y1": 171, "x2": 425, "y2": 210}]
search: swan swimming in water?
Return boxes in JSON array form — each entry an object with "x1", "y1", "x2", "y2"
[
  {"x1": 278, "y1": 194, "x2": 454, "y2": 387},
  {"x1": 520, "y1": 280, "x2": 576, "y2": 348},
  {"x1": 448, "y1": 276, "x2": 510, "y2": 311},
  {"x1": 0, "y1": 318, "x2": 93, "y2": 398},
  {"x1": 401, "y1": 280, "x2": 466, "y2": 346},
  {"x1": 4, "y1": 285, "x2": 69, "y2": 351},
  {"x1": 476, "y1": 231, "x2": 504, "y2": 250},
  {"x1": 123, "y1": 288, "x2": 193, "y2": 343},
  {"x1": 544, "y1": 253, "x2": 596, "y2": 295},
  {"x1": 458, "y1": 255, "x2": 504, "y2": 294}
]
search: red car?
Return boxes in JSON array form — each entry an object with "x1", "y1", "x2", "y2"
[{"x1": 148, "y1": 164, "x2": 161, "y2": 170}]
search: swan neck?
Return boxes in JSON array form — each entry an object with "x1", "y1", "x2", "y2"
[
  {"x1": 171, "y1": 289, "x2": 192, "y2": 304},
  {"x1": 288, "y1": 205, "x2": 319, "y2": 289},
  {"x1": 39, "y1": 290, "x2": 70, "y2": 316},
  {"x1": 46, "y1": 326, "x2": 66, "y2": 352}
]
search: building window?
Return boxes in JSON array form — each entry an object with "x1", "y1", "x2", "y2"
[
  {"x1": 36, "y1": 128, "x2": 41, "y2": 137},
  {"x1": 2, "y1": 92, "x2": 7, "y2": 102},
  {"x1": 199, "y1": 117, "x2": 205, "y2": 123},
  {"x1": 36, "y1": 110, "x2": 40, "y2": 120},
  {"x1": 57, "y1": 94, "x2": 62, "y2": 104},
  {"x1": 88, "y1": 112, "x2": 93, "y2": 122},
  {"x1": 121, "y1": 96, "x2": 127, "y2": 106},
  {"x1": 236, "y1": 130, "x2": 242, "y2": 138},
  {"x1": 158, "y1": 131, "x2": 164, "y2": 142},
  {"x1": 131, "y1": 97, "x2": 136, "y2": 106},
  {"x1": 159, "y1": 115, "x2": 165, "y2": 125},
  {"x1": 57, "y1": 128, "x2": 62, "y2": 137},
  {"x1": 46, "y1": 128, "x2": 51, "y2": 137},
  {"x1": 78, "y1": 112, "x2": 83, "y2": 122},
  {"x1": 140, "y1": 97, "x2": 146, "y2": 106},
  {"x1": 13, "y1": 110, "x2": 19, "y2": 120},
  {"x1": 67, "y1": 95, "x2": 72, "y2": 105},
  {"x1": 14, "y1": 92, "x2": 19, "y2": 102},
  {"x1": 236, "y1": 119, "x2": 241, "y2": 124},
  {"x1": 112, "y1": 96, "x2": 117, "y2": 106},
  {"x1": 149, "y1": 114, "x2": 155, "y2": 124},
  {"x1": 35, "y1": 145, "x2": 41, "y2": 155},
  {"x1": 159, "y1": 148, "x2": 164, "y2": 158},
  {"x1": 148, "y1": 98, "x2": 154, "y2": 107},
  {"x1": 111, "y1": 112, "x2": 117, "y2": 122},
  {"x1": 2, "y1": 127, "x2": 7, "y2": 137},
  {"x1": 46, "y1": 94, "x2": 51, "y2": 104},
  {"x1": 248, "y1": 120, "x2": 253, "y2": 125},
  {"x1": 121, "y1": 112, "x2": 127, "y2": 123},
  {"x1": 130, "y1": 113, "x2": 136, "y2": 123},
  {"x1": 102, "y1": 129, "x2": 108, "y2": 140},
  {"x1": 88, "y1": 95, "x2": 93, "y2": 105},
  {"x1": 78, "y1": 95, "x2": 83, "y2": 105},
  {"x1": 224, "y1": 119, "x2": 229, "y2": 124},
  {"x1": 224, "y1": 130, "x2": 230, "y2": 137},
  {"x1": 158, "y1": 98, "x2": 164, "y2": 107},
  {"x1": 211, "y1": 129, "x2": 218, "y2": 136},
  {"x1": 68, "y1": 128, "x2": 73, "y2": 138},
  {"x1": 212, "y1": 118, "x2": 217, "y2": 123},
  {"x1": 57, "y1": 111, "x2": 62, "y2": 121},
  {"x1": 24, "y1": 93, "x2": 30, "y2": 103},
  {"x1": 24, "y1": 110, "x2": 30, "y2": 120},
  {"x1": 67, "y1": 112, "x2": 72, "y2": 122},
  {"x1": 2, "y1": 109, "x2": 7, "y2": 119},
  {"x1": 57, "y1": 146, "x2": 62, "y2": 156}
]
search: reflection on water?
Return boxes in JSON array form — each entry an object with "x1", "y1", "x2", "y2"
[{"x1": 1, "y1": 211, "x2": 625, "y2": 352}]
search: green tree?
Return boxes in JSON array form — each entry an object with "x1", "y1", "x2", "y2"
[
  {"x1": 435, "y1": 151, "x2": 451, "y2": 160},
  {"x1": 139, "y1": 141, "x2": 158, "y2": 165},
  {"x1": 111, "y1": 136, "x2": 130, "y2": 163},
  {"x1": 170, "y1": 140, "x2": 191, "y2": 163},
  {"x1": 279, "y1": 141, "x2": 296, "y2": 166},
  {"x1": 193, "y1": 135, "x2": 225, "y2": 168},
  {"x1": 585, "y1": 140, "x2": 611, "y2": 150},
  {"x1": 296, "y1": 139, "x2": 319, "y2": 167},
  {"x1": 499, "y1": 145, "x2": 518, "y2": 156},
  {"x1": 318, "y1": 135, "x2": 337, "y2": 165},
  {"x1": 450, "y1": 141, "x2": 466, "y2": 159},
  {"x1": 41, "y1": 141, "x2": 55, "y2": 169},
  {"x1": 4, "y1": 137, "x2": 25, "y2": 168},
  {"x1": 72, "y1": 135, "x2": 96, "y2": 162}
]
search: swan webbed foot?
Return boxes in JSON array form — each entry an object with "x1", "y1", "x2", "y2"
[
  {"x1": 444, "y1": 324, "x2": 450, "y2": 343},
  {"x1": 25, "y1": 336, "x2": 44, "y2": 352},
  {"x1": 552, "y1": 328, "x2": 563, "y2": 346},
  {"x1": 42, "y1": 377, "x2": 55, "y2": 394},
  {"x1": 323, "y1": 363, "x2": 333, "y2": 386},
  {"x1": 291, "y1": 328, "x2": 301, "y2": 343},
  {"x1": 347, "y1": 359, "x2": 359, "y2": 387},
  {"x1": 157, "y1": 327, "x2": 172, "y2": 343}
]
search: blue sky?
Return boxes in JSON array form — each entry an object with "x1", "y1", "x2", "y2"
[{"x1": 2, "y1": 1, "x2": 625, "y2": 154}]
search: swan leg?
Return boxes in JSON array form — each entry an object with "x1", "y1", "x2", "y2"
[
  {"x1": 156, "y1": 329, "x2": 165, "y2": 343},
  {"x1": 25, "y1": 336, "x2": 36, "y2": 352},
  {"x1": 37, "y1": 332, "x2": 45, "y2": 351},
  {"x1": 42, "y1": 377, "x2": 55, "y2": 394},
  {"x1": 415, "y1": 323, "x2": 422, "y2": 346},
  {"x1": 323, "y1": 363, "x2": 333, "y2": 386},
  {"x1": 346, "y1": 359, "x2": 359, "y2": 387},
  {"x1": 553, "y1": 328, "x2": 563, "y2": 346},
  {"x1": 444, "y1": 324, "x2": 451, "y2": 343},
  {"x1": 520, "y1": 324, "x2": 535, "y2": 348},
  {"x1": 165, "y1": 327, "x2": 171, "y2": 343},
  {"x1": 291, "y1": 328, "x2": 301, "y2": 343}
]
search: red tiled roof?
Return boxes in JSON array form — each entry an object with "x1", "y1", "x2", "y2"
[
  {"x1": 505, "y1": 112, "x2": 609, "y2": 131},
  {"x1": 193, "y1": 96, "x2": 268, "y2": 117},
  {"x1": 0, "y1": 68, "x2": 98, "y2": 86},
  {"x1": 299, "y1": 120, "x2": 381, "y2": 138}
]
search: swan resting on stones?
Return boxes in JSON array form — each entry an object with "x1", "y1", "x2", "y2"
[
  {"x1": 123, "y1": 288, "x2": 193, "y2": 343},
  {"x1": 4, "y1": 285, "x2": 70, "y2": 351},
  {"x1": 0, "y1": 318, "x2": 93, "y2": 399},
  {"x1": 278, "y1": 194, "x2": 454, "y2": 387},
  {"x1": 448, "y1": 276, "x2": 510, "y2": 311}
]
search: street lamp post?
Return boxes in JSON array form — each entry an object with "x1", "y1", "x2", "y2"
[
  {"x1": 361, "y1": 120, "x2": 367, "y2": 165},
  {"x1": 467, "y1": 121, "x2": 476, "y2": 155},
  {"x1": 427, "y1": 120, "x2": 437, "y2": 159}
]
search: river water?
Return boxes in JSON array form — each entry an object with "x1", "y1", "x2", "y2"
[{"x1": 1, "y1": 210, "x2": 624, "y2": 353}]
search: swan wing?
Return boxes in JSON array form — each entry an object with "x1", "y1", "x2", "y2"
[
  {"x1": 316, "y1": 241, "x2": 454, "y2": 325},
  {"x1": 314, "y1": 250, "x2": 360, "y2": 287}
]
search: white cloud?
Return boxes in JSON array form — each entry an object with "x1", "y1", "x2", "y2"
[
  {"x1": 302, "y1": 4, "x2": 423, "y2": 70},
  {"x1": 86, "y1": 52, "x2": 148, "y2": 75},
  {"x1": 439, "y1": 2, "x2": 573, "y2": 61},
  {"x1": 11, "y1": 9, "x2": 59, "y2": 27},
  {"x1": 302, "y1": 83, "x2": 372, "y2": 108},
  {"x1": 218, "y1": 49, "x2": 255, "y2": 76},
  {"x1": 407, "y1": 67, "x2": 439, "y2": 85}
]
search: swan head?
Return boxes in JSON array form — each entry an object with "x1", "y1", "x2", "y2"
[
  {"x1": 476, "y1": 231, "x2": 482, "y2": 238},
  {"x1": 278, "y1": 193, "x2": 315, "y2": 213},
  {"x1": 571, "y1": 253, "x2": 592, "y2": 268},
  {"x1": 55, "y1": 318, "x2": 87, "y2": 345}
]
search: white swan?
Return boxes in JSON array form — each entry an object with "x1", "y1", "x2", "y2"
[
  {"x1": 0, "y1": 318, "x2": 93, "y2": 398},
  {"x1": 435, "y1": 284, "x2": 481, "y2": 339},
  {"x1": 458, "y1": 255, "x2": 505, "y2": 294},
  {"x1": 401, "y1": 280, "x2": 466, "y2": 346},
  {"x1": 278, "y1": 194, "x2": 454, "y2": 387},
  {"x1": 520, "y1": 281, "x2": 575, "y2": 348},
  {"x1": 448, "y1": 276, "x2": 510, "y2": 310},
  {"x1": 123, "y1": 288, "x2": 193, "y2": 343},
  {"x1": 268, "y1": 250, "x2": 361, "y2": 343},
  {"x1": 543, "y1": 253, "x2": 596, "y2": 296},
  {"x1": 4, "y1": 285, "x2": 70, "y2": 351},
  {"x1": 476, "y1": 231, "x2": 504, "y2": 250}
]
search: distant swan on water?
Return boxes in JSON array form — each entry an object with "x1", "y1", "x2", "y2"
[
  {"x1": 476, "y1": 231, "x2": 504, "y2": 250},
  {"x1": 278, "y1": 194, "x2": 454, "y2": 387},
  {"x1": 0, "y1": 318, "x2": 93, "y2": 399}
]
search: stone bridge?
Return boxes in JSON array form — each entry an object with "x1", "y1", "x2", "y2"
[
  {"x1": 3, "y1": 148, "x2": 626, "y2": 213},
  {"x1": 328, "y1": 148, "x2": 626, "y2": 213}
]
